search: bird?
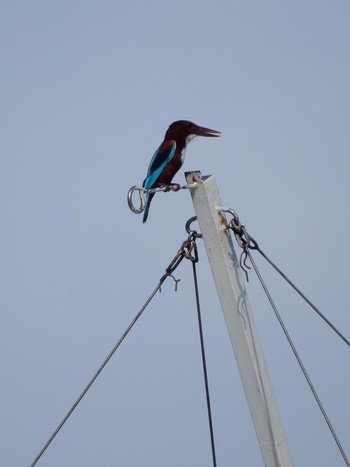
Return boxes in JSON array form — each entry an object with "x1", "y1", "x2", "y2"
[{"x1": 142, "y1": 120, "x2": 220, "y2": 222}]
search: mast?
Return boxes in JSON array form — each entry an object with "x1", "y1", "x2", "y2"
[{"x1": 186, "y1": 171, "x2": 293, "y2": 467}]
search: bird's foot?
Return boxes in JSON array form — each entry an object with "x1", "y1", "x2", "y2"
[
  {"x1": 170, "y1": 183, "x2": 181, "y2": 192},
  {"x1": 158, "y1": 183, "x2": 181, "y2": 192}
]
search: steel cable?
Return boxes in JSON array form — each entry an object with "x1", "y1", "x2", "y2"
[
  {"x1": 247, "y1": 250, "x2": 350, "y2": 466},
  {"x1": 30, "y1": 230, "x2": 198, "y2": 467}
]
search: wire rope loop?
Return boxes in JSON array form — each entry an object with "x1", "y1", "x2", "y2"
[
  {"x1": 185, "y1": 216, "x2": 202, "y2": 239},
  {"x1": 127, "y1": 186, "x2": 145, "y2": 214}
]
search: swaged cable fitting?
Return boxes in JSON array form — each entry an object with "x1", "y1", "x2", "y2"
[
  {"x1": 217, "y1": 207, "x2": 257, "y2": 281},
  {"x1": 159, "y1": 217, "x2": 200, "y2": 291}
]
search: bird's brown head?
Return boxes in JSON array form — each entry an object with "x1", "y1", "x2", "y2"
[{"x1": 165, "y1": 120, "x2": 221, "y2": 142}]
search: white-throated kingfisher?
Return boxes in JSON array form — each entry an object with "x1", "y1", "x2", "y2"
[{"x1": 142, "y1": 120, "x2": 220, "y2": 222}]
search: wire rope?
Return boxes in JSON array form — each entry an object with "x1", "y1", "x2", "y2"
[
  {"x1": 190, "y1": 242, "x2": 217, "y2": 467},
  {"x1": 247, "y1": 250, "x2": 350, "y2": 466},
  {"x1": 224, "y1": 207, "x2": 350, "y2": 348},
  {"x1": 256, "y1": 247, "x2": 350, "y2": 348},
  {"x1": 30, "y1": 230, "x2": 197, "y2": 467},
  {"x1": 30, "y1": 282, "x2": 161, "y2": 467}
]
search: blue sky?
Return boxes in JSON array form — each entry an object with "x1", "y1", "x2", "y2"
[{"x1": 1, "y1": 1, "x2": 350, "y2": 466}]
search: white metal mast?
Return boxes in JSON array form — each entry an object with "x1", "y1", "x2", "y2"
[{"x1": 186, "y1": 171, "x2": 293, "y2": 467}]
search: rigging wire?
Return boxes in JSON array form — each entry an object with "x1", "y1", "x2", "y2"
[
  {"x1": 224, "y1": 207, "x2": 350, "y2": 348},
  {"x1": 246, "y1": 250, "x2": 350, "y2": 466},
  {"x1": 30, "y1": 229, "x2": 200, "y2": 467},
  {"x1": 186, "y1": 223, "x2": 217, "y2": 467},
  {"x1": 256, "y1": 247, "x2": 350, "y2": 348},
  {"x1": 221, "y1": 207, "x2": 349, "y2": 464},
  {"x1": 30, "y1": 283, "x2": 161, "y2": 467}
]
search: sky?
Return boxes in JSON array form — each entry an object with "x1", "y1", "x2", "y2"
[{"x1": 1, "y1": 1, "x2": 350, "y2": 466}]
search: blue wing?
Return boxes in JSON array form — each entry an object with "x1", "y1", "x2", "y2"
[{"x1": 143, "y1": 140, "x2": 176, "y2": 189}]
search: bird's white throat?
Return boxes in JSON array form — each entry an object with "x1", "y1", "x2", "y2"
[{"x1": 186, "y1": 134, "x2": 197, "y2": 143}]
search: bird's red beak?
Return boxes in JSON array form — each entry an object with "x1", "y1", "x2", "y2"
[{"x1": 195, "y1": 125, "x2": 221, "y2": 137}]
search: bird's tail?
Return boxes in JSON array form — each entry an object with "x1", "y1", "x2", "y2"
[{"x1": 142, "y1": 192, "x2": 155, "y2": 223}]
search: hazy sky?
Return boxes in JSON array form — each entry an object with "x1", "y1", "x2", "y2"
[{"x1": 1, "y1": 1, "x2": 350, "y2": 466}]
